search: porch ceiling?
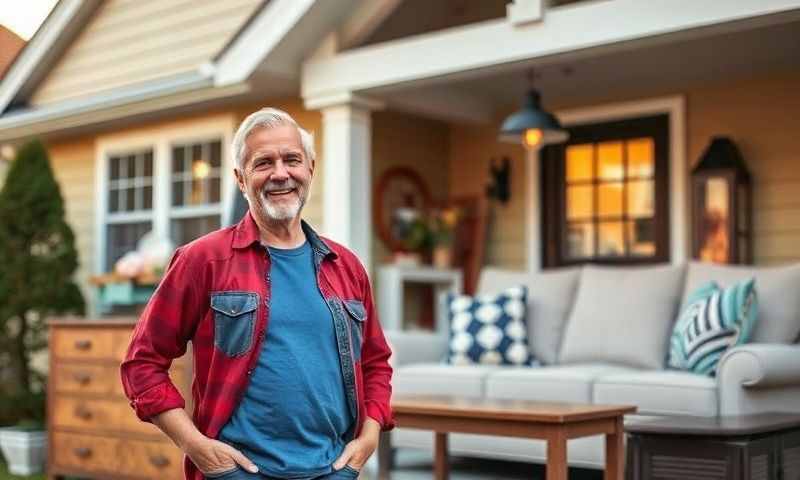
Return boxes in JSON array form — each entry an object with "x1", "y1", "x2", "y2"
[{"x1": 375, "y1": 17, "x2": 800, "y2": 122}]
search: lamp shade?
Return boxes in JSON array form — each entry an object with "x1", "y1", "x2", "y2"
[{"x1": 499, "y1": 89, "x2": 568, "y2": 149}]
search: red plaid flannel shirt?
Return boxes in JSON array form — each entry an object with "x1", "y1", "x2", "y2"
[{"x1": 120, "y1": 212, "x2": 394, "y2": 480}]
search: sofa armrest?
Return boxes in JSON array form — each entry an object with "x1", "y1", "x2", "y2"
[
  {"x1": 717, "y1": 343, "x2": 800, "y2": 415},
  {"x1": 385, "y1": 330, "x2": 447, "y2": 367},
  {"x1": 718, "y1": 344, "x2": 800, "y2": 388}
]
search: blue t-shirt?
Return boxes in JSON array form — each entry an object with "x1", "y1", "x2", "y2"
[{"x1": 219, "y1": 241, "x2": 352, "y2": 479}]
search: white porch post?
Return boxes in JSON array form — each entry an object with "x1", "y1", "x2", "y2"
[
  {"x1": 307, "y1": 94, "x2": 383, "y2": 272},
  {"x1": 526, "y1": 148, "x2": 542, "y2": 273}
]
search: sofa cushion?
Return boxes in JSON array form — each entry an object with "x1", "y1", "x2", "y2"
[
  {"x1": 485, "y1": 364, "x2": 638, "y2": 403},
  {"x1": 669, "y1": 278, "x2": 758, "y2": 376},
  {"x1": 683, "y1": 262, "x2": 800, "y2": 344},
  {"x1": 593, "y1": 371, "x2": 718, "y2": 416},
  {"x1": 559, "y1": 264, "x2": 685, "y2": 369},
  {"x1": 393, "y1": 363, "x2": 500, "y2": 397},
  {"x1": 477, "y1": 267, "x2": 580, "y2": 364},
  {"x1": 447, "y1": 286, "x2": 535, "y2": 366}
]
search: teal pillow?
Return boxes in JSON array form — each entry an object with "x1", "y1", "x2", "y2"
[{"x1": 668, "y1": 278, "x2": 758, "y2": 376}]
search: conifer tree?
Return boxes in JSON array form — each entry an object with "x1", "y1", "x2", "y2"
[{"x1": 0, "y1": 139, "x2": 84, "y2": 395}]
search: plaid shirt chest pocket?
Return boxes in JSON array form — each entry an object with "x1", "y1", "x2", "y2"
[
  {"x1": 342, "y1": 299, "x2": 366, "y2": 361},
  {"x1": 210, "y1": 292, "x2": 259, "y2": 357}
]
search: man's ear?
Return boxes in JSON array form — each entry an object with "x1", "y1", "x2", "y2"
[{"x1": 234, "y1": 168, "x2": 246, "y2": 194}]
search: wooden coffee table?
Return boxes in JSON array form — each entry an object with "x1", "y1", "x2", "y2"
[{"x1": 379, "y1": 395, "x2": 636, "y2": 480}]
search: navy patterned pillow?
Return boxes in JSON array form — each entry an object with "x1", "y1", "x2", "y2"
[{"x1": 446, "y1": 286, "x2": 536, "y2": 366}]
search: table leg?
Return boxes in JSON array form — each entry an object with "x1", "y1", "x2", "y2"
[
  {"x1": 434, "y1": 432, "x2": 449, "y2": 480},
  {"x1": 605, "y1": 417, "x2": 624, "y2": 480},
  {"x1": 547, "y1": 429, "x2": 567, "y2": 480}
]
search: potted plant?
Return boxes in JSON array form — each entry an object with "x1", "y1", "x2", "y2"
[
  {"x1": 0, "y1": 391, "x2": 47, "y2": 475},
  {"x1": 0, "y1": 140, "x2": 85, "y2": 475},
  {"x1": 428, "y1": 207, "x2": 460, "y2": 269}
]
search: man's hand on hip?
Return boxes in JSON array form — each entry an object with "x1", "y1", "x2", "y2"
[
  {"x1": 185, "y1": 436, "x2": 259, "y2": 476},
  {"x1": 333, "y1": 417, "x2": 381, "y2": 471}
]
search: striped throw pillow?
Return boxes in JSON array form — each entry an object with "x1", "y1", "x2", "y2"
[{"x1": 668, "y1": 278, "x2": 758, "y2": 376}]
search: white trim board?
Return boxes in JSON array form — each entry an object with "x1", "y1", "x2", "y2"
[
  {"x1": 541, "y1": 95, "x2": 688, "y2": 267},
  {"x1": 302, "y1": 0, "x2": 800, "y2": 99}
]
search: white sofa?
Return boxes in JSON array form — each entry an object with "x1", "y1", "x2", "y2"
[{"x1": 385, "y1": 262, "x2": 800, "y2": 469}]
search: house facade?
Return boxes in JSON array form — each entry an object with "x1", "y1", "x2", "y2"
[{"x1": 0, "y1": 0, "x2": 799, "y2": 316}]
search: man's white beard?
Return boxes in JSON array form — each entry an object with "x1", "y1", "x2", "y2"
[{"x1": 257, "y1": 188, "x2": 306, "y2": 222}]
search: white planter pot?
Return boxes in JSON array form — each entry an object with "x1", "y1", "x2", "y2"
[{"x1": 0, "y1": 428, "x2": 47, "y2": 475}]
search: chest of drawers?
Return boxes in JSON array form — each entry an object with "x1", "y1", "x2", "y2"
[{"x1": 47, "y1": 319, "x2": 192, "y2": 480}]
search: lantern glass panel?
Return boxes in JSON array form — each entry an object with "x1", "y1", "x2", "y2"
[{"x1": 699, "y1": 177, "x2": 730, "y2": 264}]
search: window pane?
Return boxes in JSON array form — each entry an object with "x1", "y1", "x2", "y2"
[
  {"x1": 172, "y1": 181, "x2": 184, "y2": 207},
  {"x1": 143, "y1": 185, "x2": 153, "y2": 210},
  {"x1": 628, "y1": 219, "x2": 656, "y2": 257},
  {"x1": 598, "y1": 221, "x2": 625, "y2": 257},
  {"x1": 143, "y1": 151, "x2": 153, "y2": 177},
  {"x1": 109, "y1": 189, "x2": 119, "y2": 212},
  {"x1": 173, "y1": 147, "x2": 184, "y2": 174},
  {"x1": 190, "y1": 178, "x2": 206, "y2": 205},
  {"x1": 598, "y1": 183, "x2": 623, "y2": 218},
  {"x1": 566, "y1": 144, "x2": 593, "y2": 182},
  {"x1": 123, "y1": 188, "x2": 134, "y2": 212},
  {"x1": 106, "y1": 222, "x2": 151, "y2": 271},
  {"x1": 192, "y1": 144, "x2": 203, "y2": 163},
  {"x1": 110, "y1": 156, "x2": 120, "y2": 180},
  {"x1": 598, "y1": 141, "x2": 623, "y2": 181},
  {"x1": 627, "y1": 138, "x2": 654, "y2": 177},
  {"x1": 627, "y1": 180, "x2": 654, "y2": 218},
  {"x1": 124, "y1": 155, "x2": 136, "y2": 179},
  {"x1": 567, "y1": 185, "x2": 593, "y2": 220},
  {"x1": 566, "y1": 222, "x2": 594, "y2": 259},
  {"x1": 210, "y1": 177, "x2": 221, "y2": 203},
  {"x1": 210, "y1": 141, "x2": 221, "y2": 168},
  {"x1": 171, "y1": 215, "x2": 221, "y2": 246}
]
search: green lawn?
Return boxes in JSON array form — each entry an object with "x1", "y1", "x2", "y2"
[{"x1": 0, "y1": 461, "x2": 45, "y2": 480}]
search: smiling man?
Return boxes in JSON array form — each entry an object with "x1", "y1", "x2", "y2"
[{"x1": 121, "y1": 108, "x2": 395, "y2": 480}]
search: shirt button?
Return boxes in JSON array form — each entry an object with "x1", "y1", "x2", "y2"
[{"x1": 247, "y1": 369, "x2": 253, "y2": 375}]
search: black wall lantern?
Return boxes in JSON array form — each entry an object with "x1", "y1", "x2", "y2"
[{"x1": 691, "y1": 136, "x2": 752, "y2": 264}]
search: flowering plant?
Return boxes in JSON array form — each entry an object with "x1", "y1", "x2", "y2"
[{"x1": 427, "y1": 207, "x2": 460, "y2": 248}]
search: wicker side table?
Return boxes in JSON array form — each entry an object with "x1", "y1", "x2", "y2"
[{"x1": 625, "y1": 413, "x2": 800, "y2": 480}]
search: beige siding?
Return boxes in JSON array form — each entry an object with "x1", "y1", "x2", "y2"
[
  {"x1": 31, "y1": 0, "x2": 263, "y2": 106},
  {"x1": 47, "y1": 137, "x2": 97, "y2": 307},
  {"x1": 448, "y1": 70, "x2": 800, "y2": 268},
  {"x1": 686, "y1": 72, "x2": 800, "y2": 265},
  {"x1": 448, "y1": 122, "x2": 527, "y2": 270}
]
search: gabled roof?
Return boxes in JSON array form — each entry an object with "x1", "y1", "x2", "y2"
[
  {"x1": 0, "y1": 25, "x2": 25, "y2": 79},
  {"x1": 0, "y1": 0, "x2": 355, "y2": 141}
]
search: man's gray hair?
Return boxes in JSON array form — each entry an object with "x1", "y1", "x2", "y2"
[{"x1": 232, "y1": 108, "x2": 316, "y2": 170}]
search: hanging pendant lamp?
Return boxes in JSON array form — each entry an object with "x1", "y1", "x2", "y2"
[{"x1": 499, "y1": 72, "x2": 568, "y2": 150}]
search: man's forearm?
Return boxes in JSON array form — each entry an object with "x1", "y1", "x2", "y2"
[{"x1": 151, "y1": 408, "x2": 206, "y2": 452}]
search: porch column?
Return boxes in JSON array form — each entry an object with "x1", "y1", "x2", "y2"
[
  {"x1": 526, "y1": 149, "x2": 542, "y2": 272},
  {"x1": 306, "y1": 94, "x2": 383, "y2": 272}
]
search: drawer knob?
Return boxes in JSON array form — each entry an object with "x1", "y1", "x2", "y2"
[
  {"x1": 150, "y1": 455, "x2": 170, "y2": 468},
  {"x1": 74, "y1": 339, "x2": 92, "y2": 350},
  {"x1": 74, "y1": 405, "x2": 92, "y2": 420},
  {"x1": 74, "y1": 447, "x2": 92, "y2": 458},
  {"x1": 72, "y1": 372, "x2": 92, "y2": 384}
]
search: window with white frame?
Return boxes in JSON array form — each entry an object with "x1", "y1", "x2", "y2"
[
  {"x1": 105, "y1": 149, "x2": 154, "y2": 270},
  {"x1": 102, "y1": 137, "x2": 226, "y2": 273},
  {"x1": 169, "y1": 139, "x2": 223, "y2": 246}
]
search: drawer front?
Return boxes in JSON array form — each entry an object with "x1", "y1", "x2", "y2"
[
  {"x1": 52, "y1": 431, "x2": 119, "y2": 473},
  {"x1": 53, "y1": 364, "x2": 116, "y2": 395},
  {"x1": 52, "y1": 397, "x2": 163, "y2": 436},
  {"x1": 52, "y1": 329, "x2": 113, "y2": 360},
  {"x1": 119, "y1": 439, "x2": 184, "y2": 479},
  {"x1": 113, "y1": 329, "x2": 134, "y2": 361}
]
